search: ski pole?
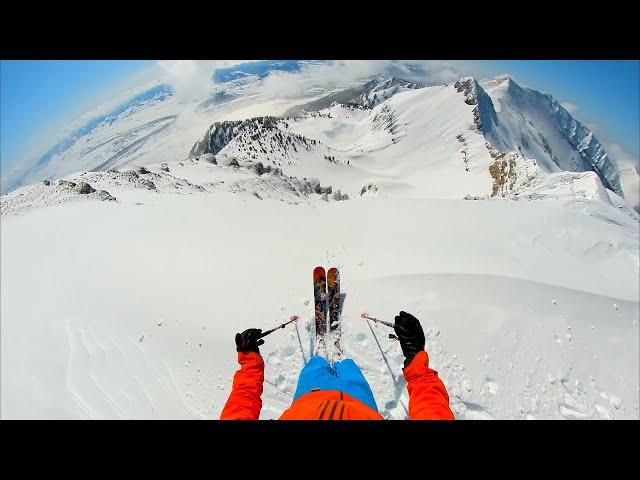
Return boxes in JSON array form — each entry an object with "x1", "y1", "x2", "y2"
[
  {"x1": 361, "y1": 313, "x2": 408, "y2": 336},
  {"x1": 259, "y1": 315, "x2": 299, "y2": 338}
]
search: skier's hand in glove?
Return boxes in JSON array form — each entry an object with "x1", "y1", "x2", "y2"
[
  {"x1": 394, "y1": 311, "x2": 425, "y2": 367},
  {"x1": 235, "y1": 328, "x2": 264, "y2": 354}
]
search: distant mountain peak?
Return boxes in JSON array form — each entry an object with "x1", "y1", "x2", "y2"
[
  {"x1": 478, "y1": 76, "x2": 624, "y2": 196},
  {"x1": 283, "y1": 75, "x2": 420, "y2": 117},
  {"x1": 494, "y1": 74, "x2": 513, "y2": 83},
  {"x1": 365, "y1": 75, "x2": 419, "y2": 88}
]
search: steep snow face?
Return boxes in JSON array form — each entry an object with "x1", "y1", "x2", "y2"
[{"x1": 480, "y1": 76, "x2": 624, "y2": 197}]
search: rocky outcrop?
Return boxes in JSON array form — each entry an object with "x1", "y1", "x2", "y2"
[
  {"x1": 97, "y1": 190, "x2": 117, "y2": 201},
  {"x1": 454, "y1": 78, "x2": 500, "y2": 135},
  {"x1": 200, "y1": 154, "x2": 217, "y2": 164},
  {"x1": 190, "y1": 116, "x2": 319, "y2": 176},
  {"x1": 360, "y1": 183, "x2": 379, "y2": 196},
  {"x1": 251, "y1": 162, "x2": 264, "y2": 175},
  {"x1": 57, "y1": 180, "x2": 77, "y2": 188},
  {"x1": 190, "y1": 117, "x2": 282, "y2": 158},
  {"x1": 75, "y1": 182, "x2": 96, "y2": 194}
]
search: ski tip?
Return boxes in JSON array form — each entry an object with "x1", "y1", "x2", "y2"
[
  {"x1": 327, "y1": 267, "x2": 339, "y2": 282},
  {"x1": 313, "y1": 266, "x2": 325, "y2": 275}
]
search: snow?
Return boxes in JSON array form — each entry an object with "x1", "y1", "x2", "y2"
[
  {"x1": 1, "y1": 157, "x2": 638, "y2": 419},
  {"x1": 1, "y1": 74, "x2": 638, "y2": 420}
]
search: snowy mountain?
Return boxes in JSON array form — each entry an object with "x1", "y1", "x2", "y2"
[
  {"x1": 2, "y1": 83, "x2": 176, "y2": 193},
  {"x1": 213, "y1": 60, "x2": 316, "y2": 83},
  {"x1": 187, "y1": 79, "x2": 637, "y2": 218},
  {"x1": 479, "y1": 76, "x2": 623, "y2": 196},
  {"x1": 283, "y1": 76, "x2": 420, "y2": 117},
  {"x1": 0, "y1": 73, "x2": 326, "y2": 195},
  {"x1": 1, "y1": 72, "x2": 638, "y2": 420},
  {"x1": 3, "y1": 72, "x2": 635, "y2": 208}
]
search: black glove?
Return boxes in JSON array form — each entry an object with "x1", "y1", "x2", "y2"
[
  {"x1": 394, "y1": 311, "x2": 425, "y2": 367},
  {"x1": 235, "y1": 328, "x2": 264, "y2": 354}
]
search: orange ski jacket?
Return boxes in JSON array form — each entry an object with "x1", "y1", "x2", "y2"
[{"x1": 220, "y1": 350, "x2": 454, "y2": 420}]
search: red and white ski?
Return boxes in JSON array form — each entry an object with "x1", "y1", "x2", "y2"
[
  {"x1": 313, "y1": 266, "x2": 327, "y2": 356},
  {"x1": 327, "y1": 267, "x2": 343, "y2": 362}
]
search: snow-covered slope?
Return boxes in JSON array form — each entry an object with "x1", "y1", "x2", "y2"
[
  {"x1": 190, "y1": 85, "x2": 493, "y2": 200},
  {"x1": 1, "y1": 156, "x2": 637, "y2": 419}
]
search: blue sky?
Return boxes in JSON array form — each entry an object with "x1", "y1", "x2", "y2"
[
  {"x1": 1, "y1": 60, "x2": 154, "y2": 174},
  {"x1": 1, "y1": 60, "x2": 638, "y2": 176}
]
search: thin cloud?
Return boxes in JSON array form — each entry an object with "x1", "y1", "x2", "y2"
[
  {"x1": 605, "y1": 142, "x2": 640, "y2": 210},
  {"x1": 585, "y1": 122, "x2": 601, "y2": 133},
  {"x1": 157, "y1": 60, "x2": 250, "y2": 101},
  {"x1": 245, "y1": 60, "x2": 469, "y2": 99},
  {"x1": 561, "y1": 102, "x2": 580, "y2": 114},
  {"x1": 157, "y1": 60, "x2": 217, "y2": 101}
]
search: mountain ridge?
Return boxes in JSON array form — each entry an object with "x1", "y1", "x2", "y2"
[
  {"x1": 2, "y1": 73, "x2": 635, "y2": 211},
  {"x1": 479, "y1": 75, "x2": 623, "y2": 196}
]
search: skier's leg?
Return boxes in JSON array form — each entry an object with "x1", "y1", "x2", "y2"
[
  {"x1": 334, "y1": 359, "x2": 378, "y2": 412},
  {"x1": 292, "y1": 355, "x2": 339, "y2": 401}
]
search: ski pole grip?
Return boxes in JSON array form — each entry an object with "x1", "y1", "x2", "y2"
[{"x1": 258, "y1": 329, "x2": 273, "y2": 339}]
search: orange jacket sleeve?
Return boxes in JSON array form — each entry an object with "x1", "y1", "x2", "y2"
[
  {"x1": 220, "y1": 351, "x2": 264, "y2": 420},
  {"x1": 403, "y1": 350, "x2": 455, "y2": 420}
]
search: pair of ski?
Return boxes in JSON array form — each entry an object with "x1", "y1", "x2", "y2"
[{"x1": 313, "y1": 266, "x2": 342, "y2": 363}]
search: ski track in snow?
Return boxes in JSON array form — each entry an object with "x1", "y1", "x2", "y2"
[{"x1": 260, "y1": 270, "x2": 638, "y2": 420}]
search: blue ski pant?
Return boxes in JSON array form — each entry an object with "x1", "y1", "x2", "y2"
[{"x1": 292, "y1": 355, "x2": 378, "y2": 411}]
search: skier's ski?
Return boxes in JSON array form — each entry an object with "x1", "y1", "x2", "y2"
[
  {"x1": 327, "y1": 267, "x2": 340, "y2": 331},
  {"x1": 327, "y1": 267, "x2": 343, "y2": 361},
  {"x1": 313, "y1": 266, "x2": 327, "y2": 356}
]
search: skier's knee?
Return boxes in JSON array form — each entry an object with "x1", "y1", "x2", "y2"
[
  {"x1": 307, "y1": 355, "x2": 330, "y2": 368},
  {"x1": 335, "y1": 358, "x2": 361, "y2": 374}
]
